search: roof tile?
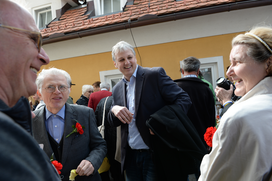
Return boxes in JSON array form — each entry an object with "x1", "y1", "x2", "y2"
[{"x1": 41, "y1": 0, "x2": 249, "y2": 38}]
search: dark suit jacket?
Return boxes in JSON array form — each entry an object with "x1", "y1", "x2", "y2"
[
  {"x1": 174, "y1": 77, "x2": 215, "y2": 148},
  {"x1": 88, "y1": 90, "x2": 112, "y2": 112},
  {"x1": 32, "y1": 103, "x2": 107, "y2": 181},
  {"x1": 108, "y1": 66, "x2": 191, "y2": 172}
]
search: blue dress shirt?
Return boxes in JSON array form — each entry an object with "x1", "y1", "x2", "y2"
[
  {"x1": 123, "y1": 65, "x2": 149, "y2": 150},
  {"x1": 45, "y1": 105, "x2": 65, "y2": 143}
]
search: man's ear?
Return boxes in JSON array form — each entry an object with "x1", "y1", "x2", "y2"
[
  {"x1": 113, "y1": 61, "x2": 117, "y2": 68},
  {"x1": 181, "y1": 69, "x2": 185, "y2": 75},
  {"x1": 37, "y1": 90, "x2": 42, "y2": 99},
  {"x1": 197, "y1": 69, "x2": 200, "y2": 76}
]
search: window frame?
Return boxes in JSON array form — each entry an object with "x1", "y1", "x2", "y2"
[
  {"x1": 94, "y1": 0, "x2": 126, "y2": 15},
  {"x1": 32, "y1": 4, "x2": 52, "y2": 29}
]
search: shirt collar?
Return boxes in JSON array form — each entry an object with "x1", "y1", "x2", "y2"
[
  {"x1": 122, "y1": 65, "x2": 138, "y2": 83},
  {"x1": 45, "y1": 104, "x2": 65, "y2": 120},
  {"x1": 101, "y1": 88, "x2": 108, "y2": 91},
  {"x1": 184, "y1": 75, "x2": 198, "y2": 78}
]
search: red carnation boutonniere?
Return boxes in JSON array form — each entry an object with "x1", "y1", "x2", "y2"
[
  {"x1": 204, "y1": 127, "x2": 217, "y2": 147},
  {"x1": 50, "y1": 154, "x2": 63, "y2": 174},
  {"x1": 66, "y1": 119, "x2": 85, "y2": 138}
]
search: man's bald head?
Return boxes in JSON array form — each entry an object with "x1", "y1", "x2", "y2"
[
  {"x1": 0, "y1": 0, "x2": 34, "y2": 28},
  {"x1": 0, "y1": 0, "x2": 50, "y2": 107}
]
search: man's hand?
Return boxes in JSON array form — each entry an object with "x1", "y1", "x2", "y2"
[
  {"x1": 76, "y1": 160, "x2": 94, "y2": 176},
  {"x1": 215, "y1": 84, "x2": 233, "y2": 105},
  {"x1": 111, "y1": 105, "x2": 133, "y2": 124}
]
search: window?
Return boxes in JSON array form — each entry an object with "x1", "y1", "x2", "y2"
[
  {"x1": 99, "y1": 69, "x2": 123, "y2": 90},
  {"x1": 35, "y1": 6, "x2": 52, "y2": 29},
  {"x1": 94, "y1": 0, "x2": 126, "y2": 15},
  {"x1": 101, "y1": 0, "x2": 120, "y2": 14}
]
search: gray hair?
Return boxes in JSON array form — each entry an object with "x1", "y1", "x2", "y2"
[
  {"x1": 100, "y1": 82, "x2": 110, "y2": 90},
  {"x1": 82, "y1": 85, "x2": 93, "y2": 94},
  {"x1": 36, "y1": 68, "x2": 72, "y2": 93},
  {"x1": 111, "y1": 41, "x2": 135, "y2": 62},
  {"x1": 232, "y1": 26, "x2": 272, "y2": 64},
  {"x1": 181, "y1": 56, "x2": 200, "y2": 72}
]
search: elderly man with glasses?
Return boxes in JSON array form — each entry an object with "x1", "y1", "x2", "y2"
[
  {"x1": 0, "y1": 1, "x2": 61, "y2": 180},
  {"x1": 32, "y1": 67, "x2": 107, "y2": 181}
]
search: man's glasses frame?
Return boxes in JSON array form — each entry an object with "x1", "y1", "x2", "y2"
[
  {"x1": 0, "y1": 24, "x2": 42, "y2": 52},
  {"x1": 44, "y1": 85, "x2": 70, "y2": 93}
]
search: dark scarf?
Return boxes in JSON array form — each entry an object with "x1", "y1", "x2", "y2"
[{"x1": 0, "y1": 97, "x2": 32, "y2": 134}]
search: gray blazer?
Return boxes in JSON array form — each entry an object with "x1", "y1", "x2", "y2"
[{"x1": 32, "y1": 103, "x2": 107, "y2": 181}]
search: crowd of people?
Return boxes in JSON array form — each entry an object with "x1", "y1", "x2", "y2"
[{"x1": 0, "y1": 0, "x2": 272, "y2": 180}]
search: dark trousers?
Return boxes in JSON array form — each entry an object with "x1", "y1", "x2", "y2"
[{"x1": 125, "y1": 148, "x2": 158, "y2": 181}]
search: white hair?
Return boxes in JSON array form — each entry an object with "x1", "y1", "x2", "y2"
[
  {"x1": 100, "y1": 82, "x2": 110, "y2": 90},
  {"x1": 36, "y1": 68, "x2": 71, "y2": 93},
  {"x1": 111, "y1": 41, "x2": 135, "y2": 62},
  {"x1": 82, "y1": 85, "x2": 93, "y2": 94}
]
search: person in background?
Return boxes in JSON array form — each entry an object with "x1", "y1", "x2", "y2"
[
  {"x1": 88, "y1": 82, "x2": 112, "y2": 112},
  {"x1": 215, "y1": 66, "x2": 240, "y2": 117},
  {"x1": 0, "y1": 0, "x2": 61, "y2": 180},
  {"x1": 174, "y1": 56, "x2": 215, "y2": 180},
  {"x1": 76, "y1": 85, "x2": 93, "y2": 106},
  {"x1": 108, "y1": 41, "x2": 191, "y2": 181},
  {"x1": 32, "y1": 68, "x2": 107, "y2": 181},
  {"x1": 175, "y1": 57, "x2": 215, "y2": 149},
  {"x1": 92, "y1": 81, "x2": 101, "y2": 92},
  {"x1": 66, "y1": 83, "x2": 75, "y2": 104},
  {"x1": 32, "y1": 92, "x2": 40, "y2": 111},
  {"x1": 95, "y1": 96, "x2": 125, "y2": 181},
  {"x1": 199, "y1": 26, "x2": 272, "y2": 181}
]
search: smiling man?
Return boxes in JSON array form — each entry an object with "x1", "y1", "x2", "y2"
[
  {"x1": 0, "y1": 0, "x2": 61, "y2": 180},
  {"x1": 108, "y1": 41, "x2": 192, "y2": 181},
  {"x1": 32, "y1": 68, "x2": 107, "y2": 181}
]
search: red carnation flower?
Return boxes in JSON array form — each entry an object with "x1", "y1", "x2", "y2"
[
  {"x1": 204, "y1": 127, "x2": 217, "y2": 147},
  {"x1": 66, "y1": 120, "x2": 85, "y2": 138},
  {"x1": 76, "y1": 123, "x2": 84, "y2": 134},
  {"x1": 51, "y1": 160, "x2": 63, "y2": 174}
]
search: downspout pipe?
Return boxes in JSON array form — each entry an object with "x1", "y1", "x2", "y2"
[{"x1": 43, "y1": 0, "x2": 272, "y2": 44}]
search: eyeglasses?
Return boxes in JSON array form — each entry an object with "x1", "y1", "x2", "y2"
[
  {"x1": 44, "y1": 85, "x2": 69, "y2": 93},
  {"x1": 0, "y1": 24, "x2": 42, "y2": 52},
  {"x1": 88, "y1": 91, "x2": 93, "y2": 93}
]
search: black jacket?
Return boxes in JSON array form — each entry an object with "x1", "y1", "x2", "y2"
[
  {"x1": 0, "y1": 97, "x2": 61, "y2": 181},
  {"x1": 146, "y1": 104, "x2": 207, "y2": 181},
  {"x1": 174, "y1": 77, "x2": 215, "y2": 147},
  {"x1": 76, "y1": 94, "x2": 89, "y2": 106}
]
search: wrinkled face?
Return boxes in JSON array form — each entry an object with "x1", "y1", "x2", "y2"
[
  {"x1": 83, "y1": 88, "x2": 93, "y2": 98},
  {"x1": 0, "y1": 2, "x2": 49, "y2": 106},
  {"x1": 114, "y1": 49, "x2": 137, "y2": 81},
  {"x1": 39, "y1": 74, "x2": 70, "y2": 114},
  {"x1": 227, "y1": 45, "x2": 267, "y2": 96}
]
